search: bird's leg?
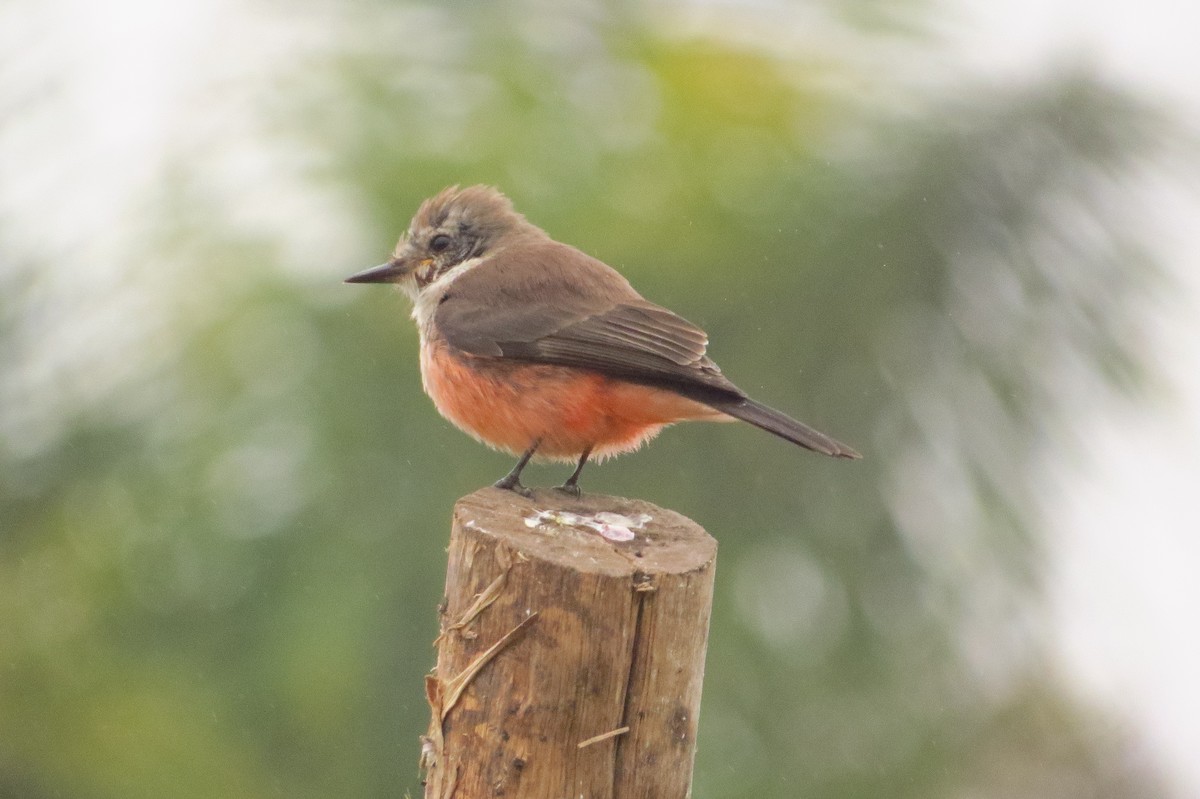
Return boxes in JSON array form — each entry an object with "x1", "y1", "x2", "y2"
[
  {"x1": 555, "y1": 446, "x2": 593, "y2": 497},
  {"x1": 494, "y1": 439, "x2": 540, "y2": 497}
]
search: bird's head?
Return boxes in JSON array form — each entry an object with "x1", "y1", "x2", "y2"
[{"x1": 345, "y1": 185, "x2": 542, "y2": 299}]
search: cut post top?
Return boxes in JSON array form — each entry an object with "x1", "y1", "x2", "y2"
[{"x1": 453, "y1": 486, "x2": 717, "y2": 578}]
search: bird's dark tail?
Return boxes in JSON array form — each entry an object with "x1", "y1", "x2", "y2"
[{"x1": 708, "y1": 397, "x2": 861, "y2": 459}]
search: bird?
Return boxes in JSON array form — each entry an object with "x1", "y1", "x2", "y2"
[{"x1": 346, "y1": 185, "x2": 859, "y2": 496}]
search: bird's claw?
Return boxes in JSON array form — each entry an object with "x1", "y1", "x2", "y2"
[{"x1": 493, "y1": 475, "x2": 533, "y2": 498}]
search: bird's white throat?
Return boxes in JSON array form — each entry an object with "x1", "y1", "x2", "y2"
[{"x1": 410, "y1": 255, "x2": 486, "y2": 333}]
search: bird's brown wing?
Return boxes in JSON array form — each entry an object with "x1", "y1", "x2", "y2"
[
  {"x1": 434, "y1": 241, "x2": 860, "y2": 458},
  {"x1": 433, "y1": 241, "x2": 743, "y2": 400}
]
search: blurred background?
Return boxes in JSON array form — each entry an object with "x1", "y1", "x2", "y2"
[{"x1": 2, "y1": 0, "x2": 1198, "y2": 797}]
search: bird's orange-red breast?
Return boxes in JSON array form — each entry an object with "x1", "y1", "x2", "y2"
[{"x1": 346, "y1": 185, "x2": 859, "y2": 495}]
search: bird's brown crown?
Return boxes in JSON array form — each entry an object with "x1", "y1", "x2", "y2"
[{"x1": 409, "y1": 185, "x2": 536, "y2": 246}]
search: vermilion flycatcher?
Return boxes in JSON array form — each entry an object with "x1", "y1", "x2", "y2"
[{"x1": 347, "y1": 185, "x2": 859, "y2": 495}]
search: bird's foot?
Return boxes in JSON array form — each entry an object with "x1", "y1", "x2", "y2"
[
  {"x1": 493, "y1": 474, "x2": 533, "y2": 498},
  {"x1": 554, "y1": 447, "x2": 590, "y2": 498},
  {"x1": 494, "y1": 440, "x2": 540, "y2": 497}
]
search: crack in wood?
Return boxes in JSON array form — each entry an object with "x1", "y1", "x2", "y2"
[{"x1": 611, "y1": 583, "x2": 650, "y2": 798}]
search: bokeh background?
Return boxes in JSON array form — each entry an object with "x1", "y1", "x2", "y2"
[{"x1": 3, "y1": 1, "x2": 1198, "y2": 797}]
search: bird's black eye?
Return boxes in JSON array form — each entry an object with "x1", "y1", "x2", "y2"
[{"x1": 430, "y1": 234, "x2": 452, "y2": 253}]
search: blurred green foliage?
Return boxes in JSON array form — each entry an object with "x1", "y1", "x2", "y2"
[{"x1": 0, "y1": 2, "x2": 1180, "y2": 797}]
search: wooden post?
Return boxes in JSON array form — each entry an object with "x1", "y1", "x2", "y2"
[{"x1": 422, "y1": 487, "x2": 717, "y2": 799}]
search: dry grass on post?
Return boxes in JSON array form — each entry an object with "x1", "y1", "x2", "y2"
[{"x1": 421, "y1": 487, "x2": 717, "y2": 799}]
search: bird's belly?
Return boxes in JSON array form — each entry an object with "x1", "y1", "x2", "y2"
[{"x1": 420, "y1": 341, "x2": 722, "y2": 461}]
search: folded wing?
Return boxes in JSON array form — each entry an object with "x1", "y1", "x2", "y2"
[{"x1": 434, "y1": 241, "x2": 859, "y2": 458}]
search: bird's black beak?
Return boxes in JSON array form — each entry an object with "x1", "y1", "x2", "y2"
[{"x1": 344, "y1": 259, "x2": 407, "y2": 284}]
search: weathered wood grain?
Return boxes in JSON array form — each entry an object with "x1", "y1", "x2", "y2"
[{"x1": 422, "y1": 487, "x2": 717, "y2": 799}]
